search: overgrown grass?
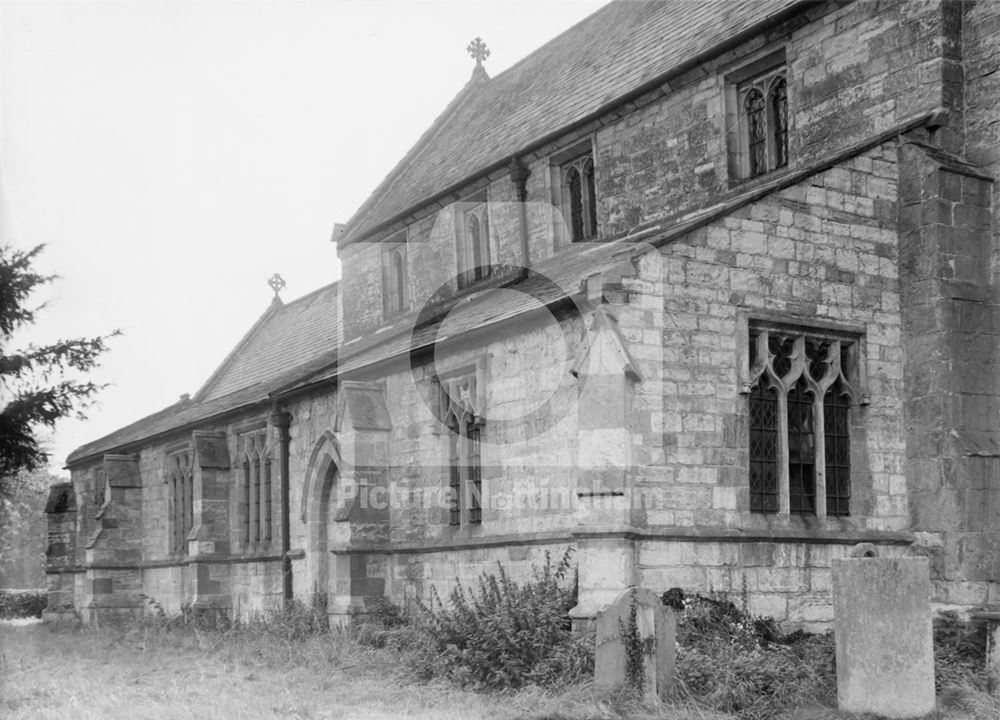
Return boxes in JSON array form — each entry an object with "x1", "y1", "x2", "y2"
[
  {"x1": 3, "y1": 569, "x2": 998, "y2": 719},
  {"x1": 672, "y1": 593, "x2": 837, "y2": 719}
]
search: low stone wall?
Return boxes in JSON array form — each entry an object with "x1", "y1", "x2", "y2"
[
  {"x1": 382, "y1": 538, "x2": 574, "y2": 605},
  {"x1": 637, "y1": 538, "x2": 910, "y2": 631}
]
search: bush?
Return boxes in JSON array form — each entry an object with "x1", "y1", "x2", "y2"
[
  {"x1": 411, "y1": 549, "x2": 593, "y2": 690},
  {"x1": 674, "y1": 594, "x2": 835, "y2": 720},
  {"x1": 0, "y1": 588, "x2": 46, "y2": 618}
]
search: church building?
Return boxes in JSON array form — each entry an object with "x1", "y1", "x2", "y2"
[{"x1": 46, "y1": 0, "x2": 1000, "y2": 629}]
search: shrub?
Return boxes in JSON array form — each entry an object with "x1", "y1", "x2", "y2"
[
  {"x1": 352, "y1": 594, "x2": 418, "y2": 649},
  {"x1": 412, "y1": 549, "x2": 594, "y2": 690},
  {"x1": 0, "y1": 588, "x2": 46, "y2": 618},
  {"x1": 674, "y1": 594, "x2": 835, "y2": 720}
]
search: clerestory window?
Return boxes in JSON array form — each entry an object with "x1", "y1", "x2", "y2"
[
  {"x1": 560, "y1": 154, "x2": 598, "y2": 242},
  {"x1": 746, "y1": 324, "x2": 857, "y2": 517},
  {"x1": 457, "y1": 198, "x2": 492, "y2": 289},
  {"x1": 725, "y1": 52, "x2": 789, "y2": 182},
  {"x1": 381, "y1": 231, "x2": 408, "y2": 318}
]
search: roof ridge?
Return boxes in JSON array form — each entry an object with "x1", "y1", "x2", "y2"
[
  {"x1": 341, "y1": 62, "x2": 495, "y2": 241},
  {"x1": 476, "y1": 0, "x2": 613, "y2": 86}
]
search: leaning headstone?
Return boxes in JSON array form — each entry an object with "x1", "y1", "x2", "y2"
[
  {"x1": 595, "y1": 587, "x2": 676, "y2": 701},
  {"x1": 832, "y1": 547, "x2": 935, "y2": 718}
]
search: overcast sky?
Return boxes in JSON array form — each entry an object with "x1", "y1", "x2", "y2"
[{"x1": 1, "y1": 0, "x2": 608, "y2": 476}]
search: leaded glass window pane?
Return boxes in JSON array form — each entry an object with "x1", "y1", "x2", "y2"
[
  {"x1": 745, "y1": 88, "x2": 766, "y2": 177},
  {"x1": 749, "y1": 382, "x2": 779, "y2": 513},
  {"x1": 242, "y1": 458, "x2": 251, "y2": 544},
  {"x1": 168, "y1": 452, "x2": 192, "y2": 555},
  {"x1": 567, "y1": 167, "x2": 584, "y2": 242},
  {"x1": 448, "y1": 431, "x2": 461, "y2": 526},
  {"x1": 770, "y1": 76, "x2": 788, "y2": 169},
  {"x1": 824, "y1": 385, "x2": 851, "y2": 516},
  {"x1": 252, "y1": 455, "x2": 261, "y2": 543},
  {"x1": 468, "y1": 425, "x2": 482, "y2": 525},
  {"x1": 263, "y1": 458, "x2": 272, "y2": 543},
  {"x1": 787, "y1": 378, "x2": 816, "y2": 515},
  {"x1": 585, "y1": 158, "x2": 597, "y2": 238}
]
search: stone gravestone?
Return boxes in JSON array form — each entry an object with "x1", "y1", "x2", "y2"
[
  {"x1": 595, "y1": 587, "x2": 676, "y2": 701},
  {"x1": 832, "y1": 546, "x2": 936, "y2": 718}
]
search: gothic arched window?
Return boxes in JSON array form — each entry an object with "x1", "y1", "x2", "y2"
[
  {"x1": 167, "y1": 450, "x2": 193, "y2": 555},
  {"x1": 560, "y1": 153, "x2": 598, "y2": 242},
  {"x1": 381, "y1": 232, "x2": 408, "y2": 318},
  {"x1": 441, "y1": 373, "x2": 483, "y2": 527},
  {"x1": 458, "y1": 201, "x2": 491, "y2": 289},
  {"x1": 745, "y1": 326, "x2": 857, "y2": 516},
  {"x1": 239, "y1": 429, "x2": 272, "y2": 549},
  {"x1": 732, "y1": 62, "x2": 789, "y2": 180}
]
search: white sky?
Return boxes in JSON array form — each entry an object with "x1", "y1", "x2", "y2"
[{"x1": 1, "y1": 0, "x2": 608, "y2": 476}]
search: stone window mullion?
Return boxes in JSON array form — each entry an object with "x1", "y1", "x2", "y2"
[
  {"x1": 812, "y1": 393, "x2": 827, "y2": 518},
  {"x1": 776, "y1": 390, "x2": 791, "y2": 515}
]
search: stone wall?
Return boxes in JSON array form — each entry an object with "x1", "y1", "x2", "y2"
[{"x1": 898, "y1": 136, "x2": 1000, "y2": 606}]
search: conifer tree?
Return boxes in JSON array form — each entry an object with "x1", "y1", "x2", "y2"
[{"x1": 0, "y1": 244, "x2": 117, "y2": 489}]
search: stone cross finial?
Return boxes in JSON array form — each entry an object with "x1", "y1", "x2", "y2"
[
  {"x1": 267, "y1": 273, "x2": 286, "y2": 299},
  {"x1": 467, "y1": 37, "x2": 490, "y2": 66}
]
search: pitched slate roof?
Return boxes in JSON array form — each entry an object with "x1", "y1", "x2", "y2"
[
  {"x1": 197, "y1": 282, "x2": 341, "y2": 402},
  {"x1": 66, "y1": 283, "x2": 341, "y2": 466},
  {"x1": 342, "y1": 0, "x2": 804, "y2": 244}
]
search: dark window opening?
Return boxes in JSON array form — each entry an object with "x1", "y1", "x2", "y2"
[
  {"x1": 770, "y1": 76, "x2": 788, "y2": 169},
  {"x1": 745, "y1": 88, "x2": 767, "y2": 178},
  {"x1": 787, "y1": 378, "x2": 816, "y2": 515},
  {"x1": 824, "y1": 384, "x2": 851, "y2": 516},
  {"x1": 749, "y1": 382, "x2": 779, "y2": 513}
]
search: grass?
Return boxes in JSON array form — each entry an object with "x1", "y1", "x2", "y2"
[
  {"x1": 1, "y1": 582, "x2": 997, "y2": 720},
  {"x1": 0, "y1": 619, "x2": 727, "y2": 720},
  {"x1": 1, "y1": 616, "x2": 997, "y2": 720}
]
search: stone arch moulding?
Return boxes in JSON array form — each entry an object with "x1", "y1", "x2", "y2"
[{"x1": 301, "y1": 430, "x2": 343, "y2": 524}]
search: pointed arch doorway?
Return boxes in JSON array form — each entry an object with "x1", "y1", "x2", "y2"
[{"x1": 302, "y1": 432, "x2": 345, "y2": 603}]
